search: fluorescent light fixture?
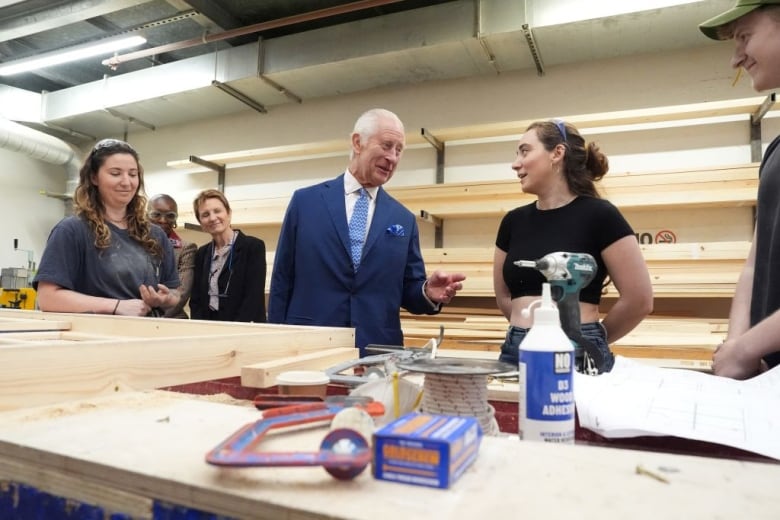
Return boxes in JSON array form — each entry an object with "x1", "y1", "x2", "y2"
[{"x1": 0, "y1": 35, "x2": 147, "y2": 76}]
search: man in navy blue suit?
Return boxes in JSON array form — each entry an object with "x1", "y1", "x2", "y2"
[{"x1": 268, "y1": 108, "x2": 466, "y2": 355}]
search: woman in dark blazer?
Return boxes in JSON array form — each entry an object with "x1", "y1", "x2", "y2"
[{"x1": 190, "y1": 189, "x2": 266, "y2": 322}]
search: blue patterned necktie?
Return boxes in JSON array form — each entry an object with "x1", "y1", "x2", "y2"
[{"x1": 349, "y1": 188, "x2": 369, "y2": 272}]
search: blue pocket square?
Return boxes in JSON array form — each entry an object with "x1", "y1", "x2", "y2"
[{"x1": 386, "y1": 224, "x2": 405, "y2": 237}]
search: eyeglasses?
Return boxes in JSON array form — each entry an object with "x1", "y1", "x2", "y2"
[
  {"x1": 552, "y1": 119, "x2": 568, "y2": 143},
  {"x1": 148, "y1": 211, "x2": 178, "y2": 221}
]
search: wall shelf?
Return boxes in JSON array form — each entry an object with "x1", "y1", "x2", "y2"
[
  {"x1": 169, "y1": 96, "x2": 772, "y2": 356},
  {"x1": 167, "y1": 95, "x2": 772, "y2": 172}
]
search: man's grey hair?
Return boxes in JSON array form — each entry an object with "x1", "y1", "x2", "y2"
[{"x1": 349, "y1": 108, "x2": 404, "y2": 159}]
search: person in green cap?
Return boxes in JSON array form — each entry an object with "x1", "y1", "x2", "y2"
[{"x1": 700, "y1": 1, "x2": 780, "y2": 378}]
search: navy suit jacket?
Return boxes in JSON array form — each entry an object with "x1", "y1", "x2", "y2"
[{"x1": 268, "y1": 174, "x2": 437, "y2": 351}]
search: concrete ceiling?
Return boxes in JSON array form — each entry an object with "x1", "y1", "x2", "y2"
[{"x1": 0, "y1": 0, "x2": 733, "y2": 144}]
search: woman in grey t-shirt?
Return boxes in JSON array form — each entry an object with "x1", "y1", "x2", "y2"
[{"x1": 34, "y1": 139, "x2": 180, "y2": 317}]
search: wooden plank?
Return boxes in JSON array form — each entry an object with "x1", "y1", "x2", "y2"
[
  {"x1": 166, "y1": 97, "x2": 766, "y2": 170},
  {"x1": 404, "y1": 315, "x2": 729, "y2": 336},
  {"x1": 416, "y1": 241, "x2": 749, "y2": 299},
  {"x1": 0, "y1": 457, "x2": 152, "y2": 518},
  {"x1": 260, "y1": 241, "x2": 748, "y2": 300},
  {"x1": 394, "y1": 180, "x2": 757, "y2": 219},
  {"x1": 166, "y1": 131, "x2": 428, "y2": 171},
  {"x1": 430, "y1": 97, "x2": 768, "y2": 141},
  {"x1": 167, "y1": 138, "x2": 350, "y2": 169},
  {"x1": 0, "y1": 391, "x2": 777, "y2": 518},
  {"x1": 171, "y1": 162, "x2": 759, "y2": 226},
  {"x1": 639, "y1": 241, "x2": 750, "y2": 260},
  {"x1": 0, "y1": 308, "x2": 314, "y2": 339},
  {"x1": 0, "y1": 331, "x2": 118, "y2": 342},
  {"x1": 0, "y1": 309, "x2": 354, "y2": 411},
  {"x1": 402, "y1": 314, "x2": 725, "y2": 369},
  {"x1": 0, "y1": 317, "x2": 71, "y2": 332},
  {"x1": 389, "y1": 164, "x2": 758, "y2": 199},
  {"x1": 179, "y1": 196, "x2": 291, "y2": 227},
  {"x1": 241, "y1": 347, "x2": 357, "y2": 388}
]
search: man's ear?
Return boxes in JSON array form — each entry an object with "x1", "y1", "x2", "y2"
[{"x1": 351, "y1": 132, "x2": 362, "y2": 155}]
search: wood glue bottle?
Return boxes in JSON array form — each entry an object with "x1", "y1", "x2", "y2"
[{"x1": 518, "y1": 283, "x2": 575, "y2": 443}]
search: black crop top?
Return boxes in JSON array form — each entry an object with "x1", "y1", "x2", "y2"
[{"x1": 495, "y1": 196, "x2": 634, "y2": 304}]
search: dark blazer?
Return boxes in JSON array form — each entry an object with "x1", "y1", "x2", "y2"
[
  {"x1": 268, "y1": 174, "x2": 437, "y2": 352},
  {"x1": 191, "y1": 230, "x2": 266, "y2": 322}
]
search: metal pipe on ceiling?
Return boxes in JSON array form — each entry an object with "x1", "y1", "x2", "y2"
[
  {"x1": 0, "y1": 117, "x2": 82, "y2": 211},
  {"x1": 102, "y1": 0, "x2": 405, "y2": 69}
]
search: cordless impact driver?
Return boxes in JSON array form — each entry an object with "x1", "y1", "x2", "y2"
[{"x1": 514, "y1": 252, "x2": 610, "y2": 374}]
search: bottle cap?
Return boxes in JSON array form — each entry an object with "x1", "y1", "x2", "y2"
[{"x1": 533, "y1": 283, "x2": 559, "y2": 326}]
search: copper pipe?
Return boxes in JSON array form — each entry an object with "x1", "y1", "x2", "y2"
[{"x1": 103, "y1": 0, "x2": 405, "y2": 68}]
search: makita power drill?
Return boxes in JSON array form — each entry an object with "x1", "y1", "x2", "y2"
[{"x1": 514, "y1": 252, "x2": 609, "y2": 374}]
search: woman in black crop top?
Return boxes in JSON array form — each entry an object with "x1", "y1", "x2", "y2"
[{"x1": 493, "y1": 120, "x2": 653, "y2": 373}]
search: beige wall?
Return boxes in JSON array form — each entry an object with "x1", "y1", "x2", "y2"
[{"x1": 0, "y1": 149, "x2": 72, "y2": 271}]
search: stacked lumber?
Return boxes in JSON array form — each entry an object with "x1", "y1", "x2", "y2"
[
  {"x1": 418, "y1": 241, "x2": 749, "y2": 299},
  {"x1": 179, "y1": 195, "x2": 291, "y2": 228},
  {"x1": 177, "y1": 163, "x2": 758, "y2": 227},
  {"x1": 259, "y1": 241, "x2": 748, "y2": 299},
  {"x1": 389, "y1": 164, "x2": 758, "y2": 219},
  {"x1": 638, "y1": 241, "x2": 749, "y2": 298},
  {"x1": 400, "y1": 241, "x2": 744, "y2": 366},
  {"x1": 401, "y1": 313, "x2": 722, "y2": 370}
]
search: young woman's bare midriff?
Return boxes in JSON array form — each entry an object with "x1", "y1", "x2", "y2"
[{"x1": 509, "y1": 295, "x2": 600, "y2": 328}]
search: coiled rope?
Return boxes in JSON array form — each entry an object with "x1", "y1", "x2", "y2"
[{"x1": 419, "y1": 373, "x2": 500, "y2": 436}]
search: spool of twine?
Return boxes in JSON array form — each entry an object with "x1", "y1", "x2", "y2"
[{"x1": 420, "y1": 372, "x2": 499, "y2": 436}]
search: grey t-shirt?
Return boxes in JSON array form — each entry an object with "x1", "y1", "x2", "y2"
[{"x1": 33, "y1": 216, "x2": 179, "y2": 300}]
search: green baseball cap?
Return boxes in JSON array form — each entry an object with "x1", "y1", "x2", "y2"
[{"x1": 699, "y1": 0, "x2": 780, "y2": 40}]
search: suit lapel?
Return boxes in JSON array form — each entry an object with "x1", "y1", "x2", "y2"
[
  {"x1": 322, "y1": 175, "x2": 352, "y2": 258},
  {"x1": 362, "y1": 187, "x2": 389, "y2": 259}
]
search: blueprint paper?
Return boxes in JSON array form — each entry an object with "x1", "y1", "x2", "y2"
[{"x1": 574, "y1": 356, "x2": 780, "y2": 460}]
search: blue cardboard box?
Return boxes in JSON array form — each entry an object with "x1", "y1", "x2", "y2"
[{"x1": 372, "y1": 412, "x2": 482, "y2": 489}]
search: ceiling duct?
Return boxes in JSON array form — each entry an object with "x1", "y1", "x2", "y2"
[{"x1": 0, "y1": 117, "x2": 81, "y2": 211}]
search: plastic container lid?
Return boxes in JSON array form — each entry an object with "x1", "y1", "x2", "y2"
[{"x1": 276, "y1": 370, "x2": 330, "y2": 386}]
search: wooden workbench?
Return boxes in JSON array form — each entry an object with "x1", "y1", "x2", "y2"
[
  {"x1": 0, "y1": 308, "x2": 357, "y2": 411},
  {"x1": 0, "y1": 391, "x2": 777, "y2": 520}
]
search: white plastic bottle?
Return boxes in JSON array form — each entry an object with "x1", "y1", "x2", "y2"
[{"x1": 518, "y1": 283, "x2": 575, "y2": 443}]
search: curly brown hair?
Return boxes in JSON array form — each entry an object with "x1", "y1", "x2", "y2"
[
  {"x1": 73, "y1": 139, "x2": 161, "y2": 258},
  {"x1": 526, "y1": 120, "x2": 609, "y2": 198}
]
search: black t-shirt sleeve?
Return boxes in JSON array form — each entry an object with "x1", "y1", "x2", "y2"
[
  {"x1": 495, "y1": 211, "x2": 514, "y2": 252},
  {"x1": 592, "y1": 199, "x2": 634, "y2": 251}
]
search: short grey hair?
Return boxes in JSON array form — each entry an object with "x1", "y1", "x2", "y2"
[{"x1": 349, "y1": 108, "x2": 404, "y2": 159}]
